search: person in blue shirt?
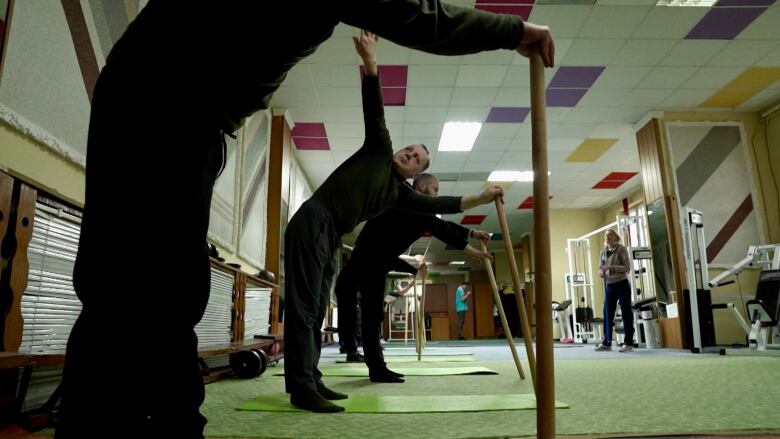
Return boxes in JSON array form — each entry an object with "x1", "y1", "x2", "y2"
[{"x1": 455, "y1": 281, "x2": 472, "y2": 340}]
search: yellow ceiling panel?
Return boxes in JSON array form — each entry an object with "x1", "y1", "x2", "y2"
[{"x1": 566, "y1": 138, "x2": 618, "y2": 163}]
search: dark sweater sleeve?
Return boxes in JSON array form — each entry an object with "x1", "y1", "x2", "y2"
[
  {"x1": 361, "y1": 75, "x2": 391, "y2": 152},
  {"x1": 395, "y1": 186, "x2": 463, "y2": 214},
  {"x1": 392, "y1": 258, "x2": 418, "y2": 276},
  {"x1": 337, "y1": 1, "x2": 524, "y2": 55},
  {"x1": 427, "y1": 217, "x2": 469, "y2": 250}
]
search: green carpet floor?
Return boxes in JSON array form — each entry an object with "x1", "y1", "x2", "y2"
[
  {"x1": 201, "y1": 356, "x2": 780, "y2": 438},
  {"x1": 237, "y1": 393, "x2": 569, "y2": 413},
  {"x1": 335, "y1": 355, "x2": 476, "y2": 363},
  {"x1": 272, "y1": 366, "x2": 497, "y2": 376}
]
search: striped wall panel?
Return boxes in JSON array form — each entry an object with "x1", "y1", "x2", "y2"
[{"x1": 666, "y1": 124, "x2": 761, "y2": 265}]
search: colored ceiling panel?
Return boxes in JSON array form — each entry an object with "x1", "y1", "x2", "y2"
[
  {"x1": 546, "y1": 88, "x2": 588, "y2": 107},
  {"x1": 549, "y1": 66, "x2": 605, "y2": 89},
  {"x1": 517, "y1": 196, "x2": 552, "y2": 209},
  {"x1": 716, "y1": 0, "x2": 775, "y2": 5},
  {"x1": 460, "y1": 215, "x2": 487, "y2": 225},
  {"x1": 293, "y1": 137, "x2": 330, "y2": 150},
  {"x1": 700, "y1": 67, "x2": 780, "y2": 107},
  {"x1": 686, "y1": 7, "x2": 768, "y2": 40},
  {"x1": 382, "y1": 87, "x2": 407, "y2": 106},
  {"x1": 566, "y1": 138, "x2": 618, "y2": 163},
  {"x1": 291, "y1": 122, "x2": 327, "y2": 137},
  {"x1": 591, "y1": 171, "x2": 638, "y2": 189},
  {"x1": 475, "y1": 0, "x2": 534, "y2": 3},
  {"x1": 360, "y1": 65, "x2": 409, "y2": 87},
  {"x1": 486, "y1": 107, "x2": 530, "y2": 123}
]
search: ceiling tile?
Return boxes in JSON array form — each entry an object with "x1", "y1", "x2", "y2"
[
  {"x1": 590, "y1": 123, "x2": 634, "y2": 138},
  {"x1": 561, "y1": 39, "x2": 627, "y2": 66},
  {"x1": 310, "y1": 64, "x2": 360, "y2": 87},
  {"x1": 547, "y1": 138, "x2": 582, "y2": 152},
  {"x1": 461, "y1": 161, "x2": 500, "y2": 172},
  {"x1": 550, "y1": 66, "x2": 605, "y2": 88},
  {"x1": 294, "y1": 150, "x2": 333, "y2": 163},
  {"x1": 501, "y1": 65, "x2": 533, "y2": 87},
  {"x1": 686, "y1": 7, "x2": 768, "y2": 40},
  {"x1": 446, "y1": 106, "x2": 491, "y2": 122},
  {"x1": 659, "y1": 40, "x2": 729, "y2": 66},
  {"x1": 477, "y1": 125, "x2": 521, "y2": 140},
  {"x1": 407, "y1": 65, "x2": 459, "y2": 87},
  {"x1": 681, "y1": 67, "x2": 744, "y2": 89},
  {"x1": 707, "y1": 40, "x2": 778, "y2": 67},
  {"x1": 430, "y1": 161, "x2": 465, "y2": 173},
  {"x1": 756, "y1": 44, "x2": 780, "y2": 66},
  {"x1": 404, "y1": 123, "x2": 445, "y2": 138},
  {"x1": 461, "y1": 50, "x2": 516, "y2": 65},
  {"x1": 283, "y1": 64, "x2": 314, "y2": 86},
  {"x1": 738, "y1": 88, "x2": 780, "y2": 109},
  {"x1": 631, "y1": 6, "x2": 708, "y2": 40},
  {"x1": 292, "y1": 122, "x2": 327, "y2": 137},
  {"x1": 485, "y1": 107, "x2": 530, "y2": 123},
  {"x1": 577, "y1": 6, "x2": 652, "y2": 38},
  {"x1": 623, "y1": 88, "x2": 675, "y2": 107},
  {"x1": 409, "y1": 51, "x2": 462, "y2": 65},
  {"x1": 451, "y1": 87, "x2": 499, "y2": 106},
  {"x1": 637, "y1": 66, "x2": 699, "y2": 88},
  {"x1": 404, "y1": 106, "x2": 449, "y2": 123},
  {"x1": 562, "y1": 107, "x2": 624, "y2": 124},
  {"x1": 610, "y1": 39, "x2": 677, "y2": 66},
  {"x1": 381, "y1": 41, "x2": 412, "y2": 64},
  {"x1": 316, "y1": 106, "x2": 363, "y2": 123},
  {"x1": 383, "y1": 107, "x2": 406, "y2": 123},
  {"x1": 467, "y1": 151, "x2": 504, "y2": 162},
  {"x1": 736, "y1": 4, "x2": 780, "y2": 39},
  {"x1": 548, "y1": 123, "x2": 597, "y2": 138},
  {"x1": 546, "y1": 108, "x2": 573, "y2": 123},
  {"x1": 578, "y1": 88, "x2": 628, "y2": 107},
  {"x1": 456, "y1": 65, "x2": 509, "y2": 87},
  {"x1": 546, "y1": 88, "x2": 589, "y2": 107},
  {"x1": 327, "y1": 137, "x2": 363, "y2": 151},
  {"x1": 304, "y1": 37, "x2": 360, "y2": 64},
  {"x1": 659, "y1": 88, "x2": 718, "y2": 108},
  {"x1": 591, "y1": 66, "x2": 652, "y2": 89},
  {"x1": 435, "y1": 151, "x2": 470, "y2": 163},
  {"x1": 500, "y1": 150, "x2": 532, "y2": 164},
  {"x1": 528, "y1": 5, "x2": 594, "y2": 38},
  {"x1": 269, "y1": 86, "x2": 318, "y2": 107},
  {"x1": 492, "y1": 87, "x2": 532, "y2": 106},
  {"x1": 405, "y1": 87, "x2": 453, "y2": 106},
  {"x1": 324, "y1": 122, "x2": 364, "y2": 138},
  {"x1": 289, "y1": 106, "x2": 322, "y2": 123},
  {"x1": 315, "y1": 86, "x2": 361, "y2": 106}
]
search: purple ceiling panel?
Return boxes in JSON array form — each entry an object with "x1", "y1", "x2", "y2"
[
  {"x1": 486, "y1": 107, "x2": 530, "y2": 123},
  {"x1": 549, "y1": 66, "x2": 605, "y2": 88},
  {"x1": 545, "y1": 88, "x2": 588, "y2": 107},
  {"x1": 686, "y1": 7, "x2": 767, "y2": 39}
]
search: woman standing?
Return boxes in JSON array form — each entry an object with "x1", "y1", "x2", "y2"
[{"x1": 595, "y1": 229, "x2": 634, "y2": 352}]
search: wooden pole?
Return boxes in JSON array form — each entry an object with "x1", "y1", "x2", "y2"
[
  {"x1": 495, "y1": 200, "x2": 537, "y2": 389},
  {"x1": 530, "y1": 47, "x2": 555, "y2": 439},
  {"x1": 414, "y1": 281, "x2": 420, "y2": 355},
  {"x1": 480, "y1": 242, "x2": 525, "y2": 379}
]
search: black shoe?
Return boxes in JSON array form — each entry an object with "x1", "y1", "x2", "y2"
[
  {"x1": 317, "y1": 384, "x2": 348, "y2": 400},
  {"x1": 290, "y1": 390, "x2": 345, "y2": 413},
  {"x1": 323, "y1": 326, "x2": 338, "y2": 333},
  {"x1": 369, "y1": 369, "x2": 405, "y2": 383},
  {"x1": 346, "y1": 352, "x2": 365, "y2": 363},
  {"x1": 386, "y1": 368, "x2": 404, "y2": 378},
  {"x1": 339, "y1": 347, "x2": 348, "y2": 354}
]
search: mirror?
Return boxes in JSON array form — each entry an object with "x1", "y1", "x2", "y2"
[
  {"x1": 0, "y1": 0, "x2": 14, "y2": 85},
  {"x1": 646, "y1": 198, "x2": 675, "y2": 304}
]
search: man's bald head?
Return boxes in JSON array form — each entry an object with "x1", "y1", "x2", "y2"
[{"x1": 412, "y1": 173, "x2": 439, "y2": 196}]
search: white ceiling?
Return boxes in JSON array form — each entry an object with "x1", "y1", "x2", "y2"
[{"x1": 272, "y1": 1, "x2": 780, "y2": 274}]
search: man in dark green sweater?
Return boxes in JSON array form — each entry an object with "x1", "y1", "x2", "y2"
[{"x1": 62, "y1": 0, "x2": 555, "y2": 434}]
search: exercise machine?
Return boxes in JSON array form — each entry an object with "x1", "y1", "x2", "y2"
[{"x1": 709, "y1": 244, "x2": 780, "y2": 356}]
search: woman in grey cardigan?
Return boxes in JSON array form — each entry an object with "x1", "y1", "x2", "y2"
[{"x1": 595, "y1": 229, "x2": 635, "y2": 352}]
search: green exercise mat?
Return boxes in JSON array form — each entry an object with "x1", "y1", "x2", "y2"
[
  {"x1": 237, "y1": 394, "x2": 569, "y2": 413},
  {"x1": 335, "y1": 356, "x2": 476, "y2": 363},
  {"x1": 382, "y1": 350, "x2": 473, "y2": 356},
  {"x1": 273, "y1": 366, "x2": 497, "y2": 377}
]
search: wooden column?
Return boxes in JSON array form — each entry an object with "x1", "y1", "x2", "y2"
[
  {"x1": 530, "y1": 49, "x2": 555, "y2": 439},
  {"x1": 635, "y1": 119, "x2": 689, "y2": 347},
  {"x1": 266, "y1": 114, "x2": 292, "y2": 334}
]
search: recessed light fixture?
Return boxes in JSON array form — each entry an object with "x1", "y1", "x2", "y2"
[
  {"x1": 449, "y1": 261, "x2": 466, "y2": 265},
  {"x1": 487, "y1": 170, "x2": 551, "y2": 182},
  {"x1": 655, "y1": 0, "x2": 716, "y2": 6},
  {"x1": 437, "y1": 122, "x2": 482, "y2": 152}
]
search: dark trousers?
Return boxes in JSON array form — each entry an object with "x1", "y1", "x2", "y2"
[
  {"x1": 334, "y1": 255, "x2": 389, "y2": 372},
  {"x1": 283, "y1": 198, "x2": 340, "y2": 393},
  {"x1": 58, "y1": 61, "x2": 222, "y2": 438},
  {"x1": 456, "y1": 311, "x2": 467, "y2": 338},
  {"x1": 603, "y1": 279, "x2": 634, "y2": 345},
  {"x1": 335, "y1": 261, "x2": 362, "y2": 354}
]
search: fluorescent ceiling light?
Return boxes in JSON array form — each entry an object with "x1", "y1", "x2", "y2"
[
  {"x1": 656, "y1": 0, "x2": 716, "y2": 6},
  {"x1": 449, "y1": 261, "x2": 466, "y2": 265},
  {"x1": 437, "y1": 122, "x2": 482, "y2": 152},
  {"x1": 487, "y1": 170, "x2": 551, "y2": 182}
]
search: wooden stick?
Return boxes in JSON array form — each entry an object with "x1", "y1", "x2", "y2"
[
  {"x1": 480, "y1": 241, "x2": 525, "y2": 379},
  {"x1": 530, "y1": 47, "x2": 555, "y2": 439},
  {"x1": 495, "y1": 199, "x2": 537, "y2": 390},
  {"x1": 414, "y1": 281, "x2": 420, "y2": 355},
  {"x1": 404, "y1": 294, "x2": 409, "y2": 347},
  {"x1": 420, "y1": 280, "x2": 427, "y2": 350}
]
